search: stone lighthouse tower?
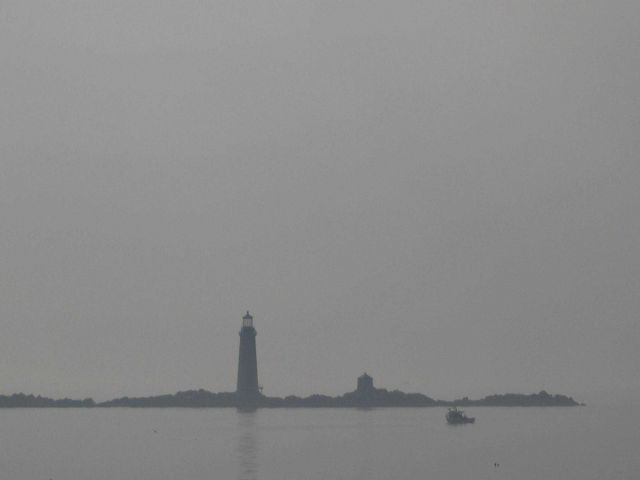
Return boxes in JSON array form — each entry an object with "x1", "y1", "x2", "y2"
[{"x1": 236, "y1": 311, "x2": 259, "y2": 402}]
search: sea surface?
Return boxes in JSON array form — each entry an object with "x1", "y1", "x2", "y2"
[{"x1": 1, "y1": 404, "x2": 638, "y2": 480}]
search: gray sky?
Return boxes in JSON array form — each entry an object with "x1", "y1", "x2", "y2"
[{"x1": 1, "y1": 1, "x2": 639, "y2": 403}]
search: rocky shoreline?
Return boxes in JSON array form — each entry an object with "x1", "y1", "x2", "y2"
[{"x1": 0, "y1": 389, "x2": 580, "y2": 408}]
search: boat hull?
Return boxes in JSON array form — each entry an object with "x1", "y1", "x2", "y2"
[{"x1": 447, "y1": 417, "x2": 475, "y2": 425}]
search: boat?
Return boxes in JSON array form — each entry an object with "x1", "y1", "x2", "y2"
[{"x1": 446, "y1": 407, "x2": 475, "y2": 424}]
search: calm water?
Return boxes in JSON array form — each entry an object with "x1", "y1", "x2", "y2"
[{"x1": 1, "y1": 405, "x2": 638, "y2": 479}]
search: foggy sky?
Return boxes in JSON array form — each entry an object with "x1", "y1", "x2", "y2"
[{"x1": 1, "y1": 1, "x2": 639, "y2": 403}]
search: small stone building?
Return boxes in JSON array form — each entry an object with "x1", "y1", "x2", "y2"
[{"x1": 357, "y1": 373, "x2": 374, "y2": 392}]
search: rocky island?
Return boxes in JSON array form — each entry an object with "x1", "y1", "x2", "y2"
[{"x1": 1, "y1": 374, "x2": 580, "y2": 408}]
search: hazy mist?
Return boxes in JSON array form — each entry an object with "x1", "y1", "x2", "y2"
[{"x1": 1, "y1": 1, "x2": 638, "y2": 403}]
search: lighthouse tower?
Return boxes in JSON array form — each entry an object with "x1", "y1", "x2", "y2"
[{"x1": 236, "y1": 311, "x2": 259, "y2": 402}]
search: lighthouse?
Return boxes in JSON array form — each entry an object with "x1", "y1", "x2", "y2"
[{"x1": 236, "y1": 311, "x2": 260, "y2": 402}]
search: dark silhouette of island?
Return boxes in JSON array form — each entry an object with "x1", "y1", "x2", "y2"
[
  {"x1": 1, "y1": 378, "x2": 580, "y2": 408},
  {"x1": 97, "y1": 388, "x2": 579, "y2": 408},
  {"x1": 0, "y1": 393, "x2": 95, "y2": 408},
  {"x1": 448, "y1": 390, "x2": 581, "y2": 407}
]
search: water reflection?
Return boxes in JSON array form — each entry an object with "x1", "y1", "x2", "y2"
[{"x1": 236, "y1": 409, "x2": 258, "y2": 480}]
